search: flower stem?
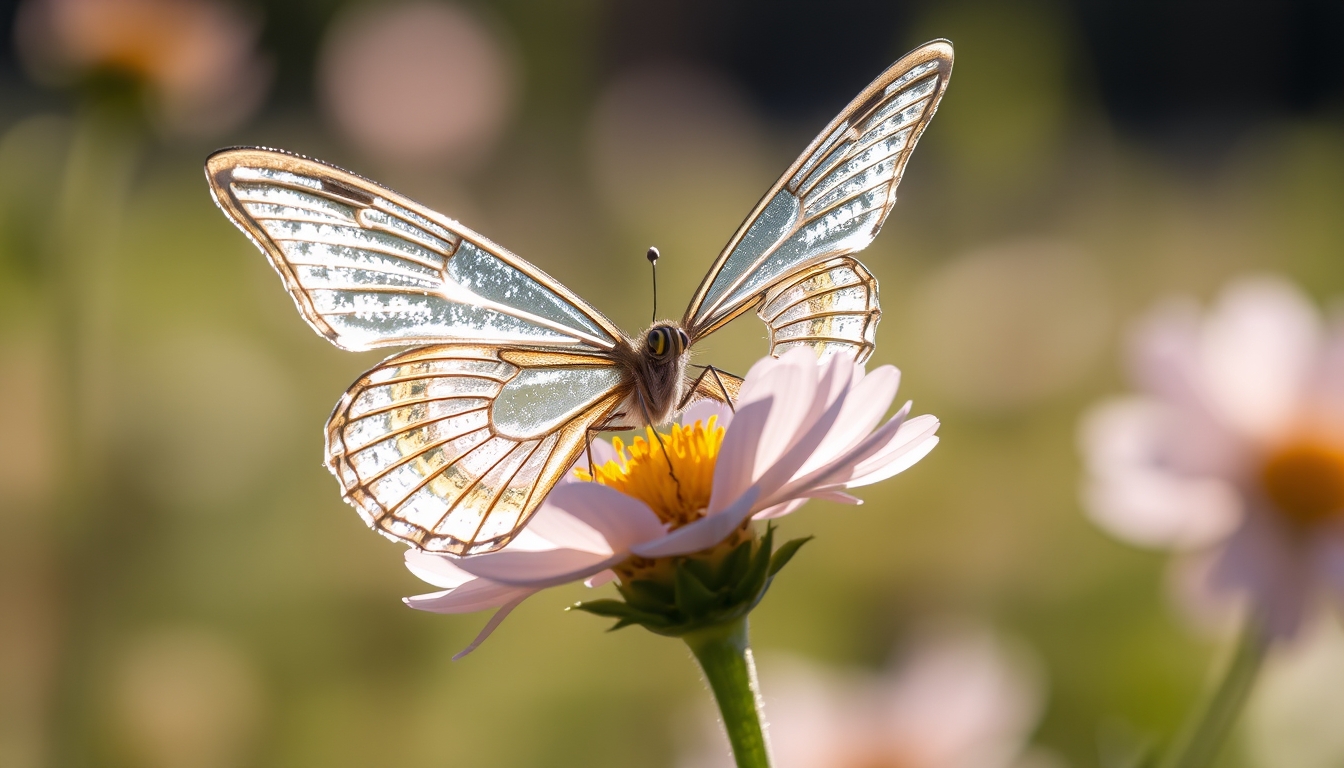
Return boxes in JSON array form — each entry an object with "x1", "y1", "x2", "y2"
[
  {"x1": 683, "y1": 618, "x2": 772, "y2": 768},
  {"x1": 1157, "y1": 616, "x2": 1268, "y2": 768}
]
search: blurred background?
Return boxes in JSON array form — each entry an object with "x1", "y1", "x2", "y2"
[{"x1": 1, "y1": 0, "x2": 1343, "y2": 766}]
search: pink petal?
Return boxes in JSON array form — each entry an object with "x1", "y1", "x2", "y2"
[
  {"x1": 743, "y1": 358, "x2": 820, "y2": 470},
  {"x1": 522, "y1": 500, "x2": 611, "y2": 553},
  {"x1": 405, "y1": 549, "x2": 474, "y2": 589},
  {"x1": 841, "y1": 413, "x2": 942, "y2": 484},
  {"x1": 799, "y1": 365, "x2": 900, "y2": 474},
  {"x1": 747, "y1": 366, "x2": 858, "y2": 510},
  {"x1": 781, "y1": 402, "x2": 916, "y2": 496},
  {"x1": 753, "y1": 497, "x2": 808, "y2": 521},
  {"x1": 845, "y1": 435, "x2": 940, "y2": 486},
  {"x1": 681, "y1": 398, "x2": 733, "y2": 430},
  {"x1": 1080, "y1": 400, "x2": 1242, "y2": 550},
  {"x1": 1195, "y1": 278, "x2": 1322, "y2": 441},
  {"x1": 585, "y1": 570, "x2": 617, "y2": 588},
  {"x1": 710, "y1": 396, "x2": 774, "y2": 512},
  {"x1": 564, "y1": 438, "x2": 618, "y2": 483},
  {"x1": 631, "y1": 487, "x2": 760, "y2": 558},
  {"x1": 453, "y1": 547, "x2": 622, "y2": 588},
  {"x1": 752, "y1": 373, "x2": 865, "y2": 511},
  {"x1": 403, "y1": 576, "x2": 535, "y2": 614},
  {"x1": 452, "y1": 595, "x2": 529, "y2": 660},
  {"x1": 545, "y1": 481, "x2": 667, "y2": 551}
]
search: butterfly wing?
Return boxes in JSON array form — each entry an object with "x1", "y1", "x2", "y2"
[
  {"x1": 681, "y1": 41, "x2": 952, "y2": 361},
  {"x1": 206, "y1": 147, "x2": 624, "y2": 352},
  {"x1": 758, "y1": 256, "x2": 880, "y2": 361},
  {"x1": 326, "y1": 344, "x2": 632, "y2": 555}
]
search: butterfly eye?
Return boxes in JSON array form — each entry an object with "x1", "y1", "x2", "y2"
[{"x1": 676, "y1": 329, "x2": 690, "y2": 353}]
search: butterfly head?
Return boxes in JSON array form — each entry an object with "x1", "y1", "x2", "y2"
[{"x1": 645, "y1": 325, "x2": 690, "y2": 361}]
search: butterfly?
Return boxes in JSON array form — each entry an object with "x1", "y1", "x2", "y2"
[{"x1": 206, "y1": 40, "x2": 952, "y2": 556}]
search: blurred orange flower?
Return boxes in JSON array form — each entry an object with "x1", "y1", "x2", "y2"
[{"x1": 15, "y1": 0, "x2": 270, "y2": 135}]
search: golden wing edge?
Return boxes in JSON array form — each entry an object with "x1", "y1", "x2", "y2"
[
  {"x1": 205, "y1": 147, "x2": 630, "y2": 352},
  {"x1": 678, "y1": 39, "x2": 953, "y2": 341},
  {"x1": 322, "y1": 342, "x2": 633, "y2": 555},
  {"x1": 759, "y1": 256, "x2": 881, "y2": 364}
]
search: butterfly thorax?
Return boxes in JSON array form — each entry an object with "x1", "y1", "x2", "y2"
[{"x1": 617, "y1": 323, "x2": 691, "y2": 426}]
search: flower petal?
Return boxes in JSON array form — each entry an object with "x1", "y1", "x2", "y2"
[
  {"x1": 782, "y1": 402, "x2": 918, "y2": 495},
  {"x1": 543, "y1": 481, "x2": 667, "y2": 549},
  {"x1": 681, "y1": 398, "x2": 733, "y2": 430},
  {"x1": 631, "y1": 487, "x2": 760, "y2": 558},
  {"x1": 753, "y1": 497, "x2": 809, "y2": 521},
  {"x1": 403, "y1": 575, "x2": 535, "y2": 614},
  {"x1": 452, "y1": 595, "x2": 529, "y2": 660},
  {"x1": 405, "y1": 549, "x2": 474, "y2": 589},
  {"x1": 1080, "y1": 399, "x2": 1242, "y2": 549},
  {"x1": 452, "y1": 546, "x2": 622, "y2": 589},
  {"x1": 747, "y1": 363, "x2": 860, "y2": 510},
  {"x1": 563, "y1": 438, "x2": 618, "y2": 483},
  {"x1": 1196, "y1": 278, "x2": 1322, "y2": 440},
  {"x1": 585, "y1": 570, "x2": 617, "y2": 588},
  {"x1": 799, "y1": 364, "x2": 900, "y2": 474},
  {"x1": 710, "y1": 396, "x2": 774, "y2": 512}
]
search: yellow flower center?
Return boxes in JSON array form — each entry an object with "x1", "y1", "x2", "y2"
[
  {"x1": 576, "y1": 417, "x2": 746, "y2": 585},
  {"x1": 1261, "y1": 441, "x2": 1344, "y2": 525},
  {"x1": 575, "y1": 417, "x2": 723, "y2": 528}
]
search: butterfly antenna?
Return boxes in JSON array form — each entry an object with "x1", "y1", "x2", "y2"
[{"x1": 647, "y1": 246, "x2": 660, "y2": 324}]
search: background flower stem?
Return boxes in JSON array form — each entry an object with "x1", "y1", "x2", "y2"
[
  {"x1": 683, "y1": 617, "x2": 772, "y2": 768},
  {"x1": 1157, "y1": 616, "x2": 1268, "y2": 768},
  {"x1": 46, "y1": 89, "x2": 144, "y2": 767}
]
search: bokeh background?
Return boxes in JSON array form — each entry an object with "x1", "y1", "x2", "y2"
[{"x1": 2, "y1": 0, "x2": 1344, "y2": 766}]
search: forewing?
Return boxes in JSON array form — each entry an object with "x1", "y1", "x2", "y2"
[
  {"x1": 758, "y1": 257, "x2": 880, "y2": 362},
  {"x1": 682, "y1": 41, "x2": 951, "y2": 341},
  {"x1": 206, "y1": 148, "x2": 623, "y2": 352},
  {"x1": 325, "y1": 345, "x2": 631, "y2": 554}
]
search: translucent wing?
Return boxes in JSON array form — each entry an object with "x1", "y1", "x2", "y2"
[
  {"x1": 758, "y1": 257, "x2": 880, "y2": 362},
  {"x1": 682, "y1": 40, "x2": 952, "y2": 344},
  {"x1": 206, "y1": 148, "x2": 623, "y2": 352},
  {"x1": 325, "y1": 345, "x2": 632, "y2": 555}
]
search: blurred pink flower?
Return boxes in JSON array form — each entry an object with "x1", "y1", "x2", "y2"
[
  {"x1": 15, "y1": 0, "x2": 270, "y2": 135},
  {"x1": 1080, "y1": 276, "x2": 1344, "y2": 638},
  {"x1": 318, "y1": 1, "x2": 515, "y2": 168},
  {"x1": 404, "y1": 349, "x2": 940, "y2": 658},
  {"x1": 681, "y1": 629, "x2": 1043, "y2": 768}
]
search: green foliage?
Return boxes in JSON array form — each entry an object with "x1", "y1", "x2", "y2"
[{"x1": 569, "y1": 524, "x2": 812, "y2": 637}]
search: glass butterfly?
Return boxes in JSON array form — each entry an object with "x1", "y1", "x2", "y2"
[{"x1": 206, "y1": 40, "x2": 953, "y2": 555}]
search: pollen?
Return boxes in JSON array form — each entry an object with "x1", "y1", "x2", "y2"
[
  {"x1": 1261, "y1": 441, "x2": 1344, "y2": 526},
  {"x1": 576, "y1": 417, "x2": 724, "y2": 528}
]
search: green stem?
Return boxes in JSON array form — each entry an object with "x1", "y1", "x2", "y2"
[
  {"x1": 46, "y1": 93, "x2": 144, "y2": 768},
  {"x1": 683, "y1": 618, "x2": 772, "y2": 768},
  {"x1": 1158, "y1": 615, "x2": 1269, "y2": 768}
]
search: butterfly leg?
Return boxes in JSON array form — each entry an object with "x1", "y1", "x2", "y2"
[
  {"x1": 635, "y1": 392, "x2": 685, "y2": 503},
  {"x1": 680, "y1": 364, "x2": 740, "y2": 413},
  {"x1": 583, "y1": 411, "x2": 632, "y2": 477}
]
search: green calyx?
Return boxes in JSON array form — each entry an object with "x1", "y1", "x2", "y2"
[{"x1": 569, "y1": 523, "x2": 812, "y2": 637}]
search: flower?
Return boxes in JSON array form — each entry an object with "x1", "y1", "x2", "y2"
[
  {"x1": 318, "y1": 1, "x2": 516, "y2": 169},
  {"x1": 404, "y1": 349, "x2": 941, "y2": 658},
  {"x1": 15, "y1": 0, "x2": 270, "y2": 135},
  {"x1": 1080, "y1": 276, "x2": 1344, "y2": 638},
  {"x1": 678, "y1": 627, "x2": 1044, "y2": 768}
]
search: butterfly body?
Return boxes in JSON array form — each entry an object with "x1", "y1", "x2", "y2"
[{"x1": 206, "y1": 40, "x2": 952, "y2": 554}]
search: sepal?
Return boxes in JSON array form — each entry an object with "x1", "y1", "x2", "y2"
[{"x1": 570, "y1": 524, "x2": 812, "y2": 637}]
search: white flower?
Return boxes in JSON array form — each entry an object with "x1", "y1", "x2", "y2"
[
  {"x1": 404, "y1": 349, "x2": 940, "y2": 658},
  {"x1": 680, "y1": 628, "x2": 1043, "y2": 768},
  {"x1": 1080, "y1": 276, "x2": 1344, "y2": 638}
]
